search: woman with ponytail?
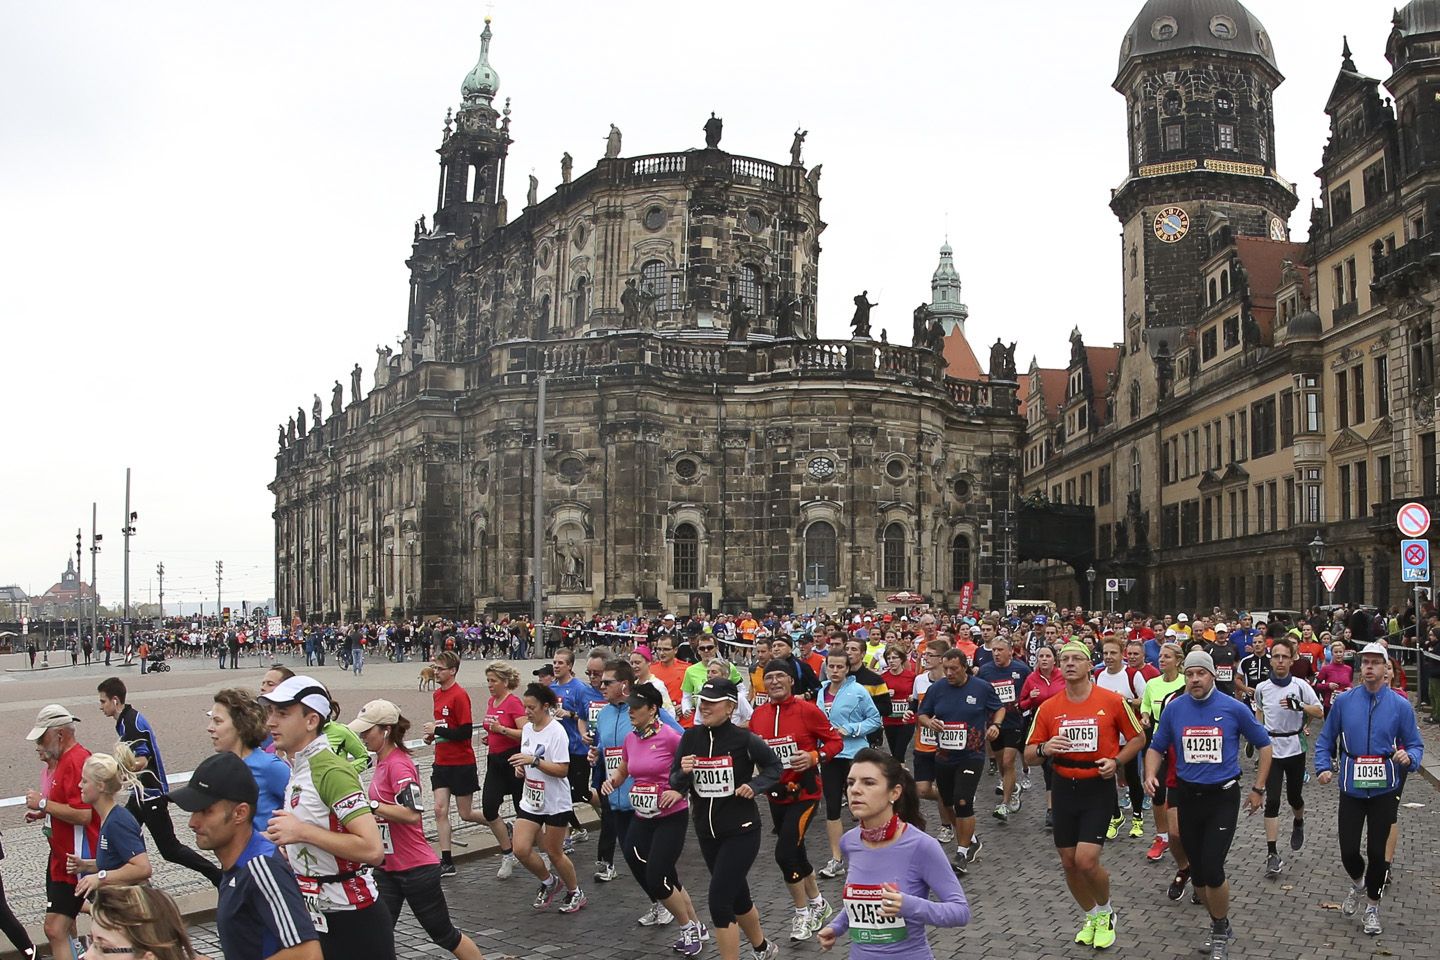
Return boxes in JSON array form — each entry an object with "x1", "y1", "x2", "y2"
[
  {"x1": 817, "y1": 748, "x2": 969, "y2": 958},
  {"x1": 68, "y1": 748, "x2": 153, "y2": 899}
]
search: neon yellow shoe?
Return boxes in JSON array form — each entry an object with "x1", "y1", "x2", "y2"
[
  {"x1": 1128, "y1": 818, "x2": 1145, "y2": 839},
  {"x1": 1105, "y1": 815, "x2": 1123, "y2": 840},
  {"x1": 1092, "y1": 909, "x2": 1117, "y2": 950},
  {"x1": 1074, "y1": 914, "x2": 1097, "y2": 947}
]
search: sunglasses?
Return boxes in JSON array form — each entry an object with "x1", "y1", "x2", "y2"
[
  {"x1": 698, "y1": 645, "x2": 716, "y2": 652},
  {"x1": 585, "y1": 670, "x2": 602, "y2": 676},
  {"x1": 598, "y1": 678, "x2": 618, "y2": 687}
]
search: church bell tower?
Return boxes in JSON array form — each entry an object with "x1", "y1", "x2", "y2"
[{"x1": 433, "y1": 18, "x2": 511, "y2": 238}]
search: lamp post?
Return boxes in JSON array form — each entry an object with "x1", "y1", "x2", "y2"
[
  {"x1": 1307, "y1": 533, "x2": 1326, "y2": 614},
  {"x1": 1086, "y1": 564, "x2": 1097, "y2": 611}
]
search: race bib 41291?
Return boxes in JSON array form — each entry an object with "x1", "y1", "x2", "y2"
[{"x1": 1181, "y1": 726, "x2": 1223, "y2": 764}]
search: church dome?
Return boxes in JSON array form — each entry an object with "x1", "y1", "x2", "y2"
[
  {"x1": 461, "y1": 19, "x2": 500, "y2": 102},
  {"x1": 1285, "y1": 308, "x2": 1322, "y2": 339},
  {"x1": 1118, "y1": 0, "x2": 1278, "y2": 79}
]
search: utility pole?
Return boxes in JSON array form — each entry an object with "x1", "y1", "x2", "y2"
[
  {"x1": 122, "y1": 467, "x2": 136, "y2": 654},
  {"x1": 157, "y1": 562, "x2": 165, "y2": 620},
  {"x1": 90, "y1": 502, "x2": 101, "y2": 651},
  {"x1": 216, "y1": 560, "x2": 224, "y2": 625},
  {"x1": 75, "y1": 528, "x2": 83, "y2": 638},
  {"x1": 531, "y1": 374, "x2": 546, "y2": 636}
]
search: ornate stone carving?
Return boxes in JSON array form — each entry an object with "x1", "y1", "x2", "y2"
[
  {"x1": 765, "y1": 426, "x2": 793, "y2": 445},
  {"x1": 719, "y1": 429, "x2": 750, "y2": 450},
  {"x1": 849, "y1": 425, "x2": 877, "y2": 446}
]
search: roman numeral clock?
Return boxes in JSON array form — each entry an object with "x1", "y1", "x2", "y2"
[{"x1": 1153, "y1": 206, "x2": 1189, "y2": 243}]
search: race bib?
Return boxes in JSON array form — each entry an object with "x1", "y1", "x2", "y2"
[
  {"x1": 992, "y1": 680, "x2": 1016, "y2": 704},
  {"x1": 295, "y1": 877, "x2": 330, "y2": 933},
  {"x1": 587, "y1": 701, "x2": 604, "y2": 726},
  {"x1": 889, "y1": 700, "x2": 911, "y2": 719},
  {"x1": 937, "y1": 722, "x2": 969, "y2": 752},
  {"x1": 1181, "y1": 726, "x2": 1223, "y2": 764},
  {"x1": 521, "y1": 777, "x2": 546, "y2": 813},
  {"x1": 843, "y1": 884, "x2": 907, "y2": 945},
  {"x1": 765, "y1": 736, "x2": 800, "y2": 768},
  {"x1": 378, "y1": 821, "x2": 393, "y2": 855},
  {"x1": 1352, "y1": 755, "x2": 1389, "y2": 789},
  {"x1": 752, "y1": 693, "x2": 770, "y2": 707},
  {"x1": 1215, "y1": 666, "x2": 1234, "y2": 682},
  {"x1": 917, "y1": 724, "x2": 937, "y2": 748},
  {"x1": 630, "y1": 783, "x2": 661, "y2": 818},
  {"x1": 1059, "y1": 718, "x2": 1099, "y2": 754},
  {"x1": 604, "y1": 747, "x2": 624, "y2": 779},
  {"x1": 692, "y1": 756, "x2": 735, "y2": 798}
]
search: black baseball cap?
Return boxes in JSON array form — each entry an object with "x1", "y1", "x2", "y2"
[
  {"x1": 169, "y1": 752, "x2": 259, "y2": 812},
  {"x1": 763, "y1": 658, "x2": 797, "y2": 677},
  {"x1": 533, "y1": 664, "x2": 555, "y2": 677},
  {"x1": 626, "y1": 685, "x2": 663, "y2": 711},
  {"x1": 696, "y1": 678, "x2": 739, "y2": 703}
]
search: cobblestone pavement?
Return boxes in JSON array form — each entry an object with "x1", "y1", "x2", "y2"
[{"x1": 3, "y1": 654, "x2": 1438, "y2": 959}]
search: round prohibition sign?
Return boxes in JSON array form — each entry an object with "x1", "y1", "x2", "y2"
[
  {"x1": 1406, "y1": 543, "x2": 1428, "y2": 566},
  {"x1": 1397, "y1": 501, "x2": 1431, "y2": 538}
]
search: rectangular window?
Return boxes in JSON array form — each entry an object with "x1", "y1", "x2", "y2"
[
  {"x1": 1223, "y1": 314, "x2": 1240, "y2": 349},
  {"x1": 1240, "y1": 489, "x2": 1249, "y2": 536},
  {"x1": 1330, "y1": 182, "x2": 1353, "y2": 224},
  {"x1": 1162, "y1": 504, "x2": 1180, "y2": 548},
  {"x1": 1098, "y1": 465, "x2": 1112, "y2": 505},
  {"x1": 1305, "y1": 482, "x2": 1321, "y2": 523},
  {"x1": 1268, "y1": 481, "x2": 1278, "y2": 533},
  {"x1": 1353, "y1": 365, "x2": 1365, "y2": 426},
  {"x1": 1080, "y1": 472, "x2": 1092, "y2": 505},
  {"x1": 1255, "y1": 484, "x2": 1266, "y2": 533},
  {"x1": 1251, "y1": 397, "x2": 1277, "y2": 457},
  {"x1": 1339, "y1": 464, "x2": 1352, "y2": 521},
  {"x1": 1202, "y1": 496, "x2": 1214, "y2": 542},
  {"x1": 1333, "y1": 264, "x2": 1347, "y2": 307},
  {"x1": 1184, "y1": 432, "x2": 1193, "y2": 478},
  {"x1": 1376, "y1": 356, "x2": 1389, "y2": 417},
  {"x1": 1228, "y1": 491, "x2": 1238, "y2": 538},
  {"x1": 1285, "y1": 477, "x2": 1296, "y2": 526},
  {"x1": 1213, "y1": 419, "x2": 1222, "y2": 466},
  {"x1": 1161, "y1": 442, "x2": 1172, "y2": 485},
  {"x1": 1346, "y1": 257, "x2": 1358, "y2": 305},
  {"x1": 1202, "y1": 327, "x2": 1218, "y2": 361},
  {"x1": 1052, "y1": 484, "x2": 1062, "y2": 503},
  {"x1": 1164, "y1": 124, "x2": 1183, "y2": 152},
  {"x1": 1362, "y1": 160, "x2": 1387, "y2": 205},
  {"x1": 1304, "y1": 388, "x2": 1321, "y2": 432},
  {"x1": 1203, "y1": 424, "x2": 1213, "y2": 470},
  {"x1": 1238, "y1": 410, "x2": 1249, "y2": 459},
  {"x1": 1423, "y1": 433, "x2": 1437, "y2": 497},
  {"x1": 1280, "y1": 390, "x2": 1294, "y2": 447},
  {"x1": 1227, "y1": 414, "x2": 1236, "y2": 462},
  {"x1": 1217, "y1": 122, "x2": 1236, "y2": 151},
  {"x1": 1379, "y1": 455, "x2": 1392, "y2": 505},
  {"x1": 1336, "y1": 370, "x2": 1349, "y2": 428},
  {"x1": 1181, "y1": 500, "x2": 1200, "y2": 546},
  {"x1": 1356, "y1": 460, "x2": 1368, "y2": 518}
]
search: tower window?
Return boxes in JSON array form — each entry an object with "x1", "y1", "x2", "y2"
[
  {"x1": 572, "y1": 276, "x2": 589, "y2": 325},
  {"x1": 672, "y1": 523, "x2": 698, "y2": 590},
  {"x1": 1164, "y1": 124, "x2": 1183, "y2": 152},
  {"x1": 1162, "y1": 90, "x2": 1182, "y2": 116},
  {"x1": 881, "y1": 523, "x2": 907, "y2": 590},
  {"x1": 732, "y1": 264, "x2": 762, "y2": 314},
  {"x1": 950, "y1": 535, "x2": 971, "y2": 592},
  {"x1": 1217, "y1": 123, "x2": 1236, "y2": 151},
  {"x1": 1215, "y1": 90, "x2": 1234, "y2": 115}
]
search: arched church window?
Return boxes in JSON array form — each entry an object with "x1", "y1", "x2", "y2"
[
  {"x1": 672, "y1": 523, "x2": 699, "y2": 590},
  {"x1": 573, "y1": 276, "x2": 589, "y2": 326},
  {"x1": 733, "y1": 264, "x2": 762, "y2": 314},
  {"x1": 641, "y1": 260, "x2": 672, "y2": 312},
  {"x1": 881, "y1": 523, "x2": 907, "y2": 590},
  {"x1": 804, "y1": 521, "x2": 838, "y2": 591},
  {"x1": 950, "y1": 535, "x2": 971, "y2": 592},
  {"x1": 1129, "y1": 381, "x2": 1141, "y2": 420}
]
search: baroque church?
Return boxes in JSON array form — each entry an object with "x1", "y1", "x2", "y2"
[{"x1": 270, "y1": 20, "x2": 1023, "y2": 621}]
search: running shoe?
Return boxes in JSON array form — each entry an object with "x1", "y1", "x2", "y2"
[
  {"x1": 562, "y1": 835, "x2": 576, "y2": 856},
  {"x1": 952, "y1": 847, "x2": 969, "y2": 876},
  {"x1": 1265, "y1": 853, "x2": 1284, "y2": 878},
  {"x1": 1074, "y1": 914, "x2": 1097, "y2": 947},
  {"x1": 440, "y1": 860, "x2": 458, "y2": 878},
  {"x1": 1341, "y1": 883, "x2": 1364, "y2": 917},
  {"x1": 966, "y1": 837, "x2": 983, "y2": 864},
  {"x1": 1010, "y1": 792, "x2": 1023, "y2": 813},
  {"x1": 558, "y1": 888, "x2": 587, "y2": 914},
  {"x1": 571, "y1": 827, "x2": 590, "y2": 843},
  {"x1": 594, "y1": 861, "x2": 618, "y2": 882},
  {"x1": 1106, "y1": 815, "x2": 1124, "y2": 840},
  {"x1": 988, "y1": 759, "x2": 998, "y2": 776},
  {"x1": 993, "y1": 803, "x2": 1010, "y2": 822},
  {"x1": 1167, "y1": 868, "x2": 1190, "y2": 901},
  {"x1": 1128, "y1": 818, "x2": 1145, "y2": 840},
  {"x1": 791, "y1": 910, "x2": 812, "y2": 941},
  {"x1": 1290, "y1": 819, "x2": 1305, "y2": 852},
  {"x1": 638, "y1": 902, "x2": 674, "y2": 926},
  {"x1": 937, "y1": 825, "x2": 954, "y2": 844},
  {"x1": 1092, "y1": 909, "x2": 1117, "y2": 950},
  {"x1": 818, "y1": 858, "x2": 845, "y2": 879},
  {"x1": 750, "y1": 941, "x2": 780, "y2": 960},
  {"x1": 1142, "y1": 795, "x2": 1152, "y2": 811},
  {"x1": 1363, "y1": 905, "x2": 1382, "y2": 936},
  {"x1": 533, "y1": 877, "x2": 561, "y2": 910},
  {"x1": 995, "y1": 781, "x2": 1004, "y2": 796},
  {"x1": 1146, "y1": 836, "x2": 1169, "y2": 862},
  {"x1": 1205, "y1": 925, "x2": 1234, "y2": 960},
  {"x1": 674, "y1": 924, "x2": 703, "y2": 956},
  {"x1": 1020, "y1": 771, "x2": 1033, "y2": 791},
  {"x1": 808, "y1": 898, "x2": 831, "y2": 934},
  {"x1": 1119, "y1": 791, "x2": 1132, "y2": 810},
  {"x1": 496, "y1": 852, "x2": 518, "y2": 880}
]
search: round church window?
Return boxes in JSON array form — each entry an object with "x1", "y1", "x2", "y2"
[
  {"x1": 558, "y1": 456, "x2": 585, "y2": 483},
  {"x1": 1210, "y1": 16, "x2": 1236, "y2": 40},
  {"x1": 644, "y1": 206, "x2": 667, "y2": 231},
  {"x1": 885, "y1": 457, "x2": 907, "y2": 481},
  {"x1": 953, "y1": 478, "x2": 972, "y2": 500},
  {"x1": 1151, "y1": 16, "x2": 1177, "y2": 41},
  {"x1": 807, "y1": 457, "x2": 836, "y2": 481},
  {"x1": 744, "y1": 210, "x2": 765, "y2": 233},
  {"x1": 674, "y1": 457, "x2": 699, "y2": 481}
]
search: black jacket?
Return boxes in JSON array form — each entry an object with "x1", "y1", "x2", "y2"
[{"x1": 670, "y1": 720, "x2": 782, "y2": 840}]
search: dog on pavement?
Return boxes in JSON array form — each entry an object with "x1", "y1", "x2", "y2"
[{"x1": 418, "y1": 665, "x2": 437, "y2": 691}]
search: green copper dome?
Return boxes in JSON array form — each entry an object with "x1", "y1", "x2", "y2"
[{"x1": 461, "y1": 19, "x2": 499, "y2": 102}]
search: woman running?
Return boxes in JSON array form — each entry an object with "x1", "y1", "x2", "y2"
[
  {"x1": 348, "y1": 700, "x2": 486, "y2": 960},
  {"x1": 479, "y1": 662, "x2": 526, "y2": 879},
  {"x1": 817, "y1": 748, "x2": 970, "y2": 957},
  {"x1": 208, "y1": 688, "x2": 290, "y2": 828},
  {"x1": 1315, "y1": 640, "x2": 1354, "y2": 712},
  {"x1": 510, "y1": 683, "x2": 585, "y2": 914},
  {"x1": 629, "y1": 647, "x2": 675, "y2": 713},
  {"x1": 818, "y1": 650, "x2": 884, "y2": 879},
  {"x1": 1017, "y1": 644, "x2": 1065, "y2": 829},
  {"x1": 880, "y1": 646, "x2": 917, "y2": 761},
  {"x1": 672, "y1": 678, "x2": 784, "y2": 960},
  {"x1": 69, "y1": 751, "x2": 153, "y2": 898},
  {"x1": 84, "y1": 885, "x2": 206, "y2": 960},
  {"x1": 603, "y1": 684, "x2": 707, "y2": 955}
]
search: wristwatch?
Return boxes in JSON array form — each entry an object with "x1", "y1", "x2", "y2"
[
  {"x1": 38, "y1": 798, "x2": 48, "y2": 812},
  {"x1": 369, "y1": 799, "x2": 380, "y2": 811},
  {"x1": 97, "y1": 870, "x2": 108, "y2": 883}
]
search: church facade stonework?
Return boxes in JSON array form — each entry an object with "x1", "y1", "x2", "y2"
[{"x1": 270, "y1": 21, "x2": 1021, "y2": 620}]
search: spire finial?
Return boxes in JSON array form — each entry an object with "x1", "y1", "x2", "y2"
[
  {"x1": 1341, "y1": 35, "x2": 1355, "y2": 70},
  {"x1": 461, "y1": 18, "x2": 500, "y2": 103}
]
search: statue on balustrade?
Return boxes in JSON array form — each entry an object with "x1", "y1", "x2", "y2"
[
  {"x1": 912, "y1": 304, "x2": 931, "y2": 348},
  {"x1": 398, "y1": 332, "x2": 416, "y2": 373},
  {"x1": 727, "y1": 297, "x2": 752, "y2": 342},
  {"x1": 419, "y1": 315, "x2": 438, "y2": 362},
  {"x1": 331, "y1": 380, "x2": 343, "y2": 419},
  {"x1": 296, "y1": 407, "x2": 307, "y2": 439},
  {"x1": 806, "y1": 164, "x2": 823, "y2": 190},
  {"x1": 311, "y1": 394, "x2": 323, "y2": 430},
  {"x1": 561, "y1": 152, "x2": 573, "y2": 184},
  {"x1": 790, "y1": 129, "x2": 807, "y2": 166},
  {"x1": 989, "y1": 338, "x2": 1018, "y2": 380},
  {"x1": 925, "y1": 315, "x2": 948, "y2": 355},
  {"x1": 374, "y1": 344, "x2": 393, "y2": 388},
  {"x1": 277, "y1": 423, "x2": 287, "y2": 450},
  {"x1": 527, "y1": 173, "x2": 539, "y2": 207},
  {"x1": 638, "y1": 285, "x2": 659, "y2": 326},
  {"x1": 287, "y1": 416, "x2": 296, "y2": 444},
  {"x1": 604, "y1": 124, "x2": 622, "y2": 159},
  {"x1": 879, "y1": 329, "x2": 888, "y2": 344},
  {"x1": 776, "y1": 294, "x2": 801, "y2": 339},
  {"x1": 703, "y1": 112, "x2": 723, "y2": 149},
  {"x1": 850, "y1": 291, "x2": 876, "y2": 339},
  {"x1": 621, "y1": 279, "x2": 641, "y2": 325},
  {"x1": 351, "y1": 363, "x2": 363, "y2": 403}
]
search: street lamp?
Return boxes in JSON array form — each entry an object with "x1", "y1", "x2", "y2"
[
  {"x1": 1307, "y1": 533, "x2": 1326, "y2": 612},
  {"x1": 1086, "y1": 564, "x2": 1097, "y2": 611}
]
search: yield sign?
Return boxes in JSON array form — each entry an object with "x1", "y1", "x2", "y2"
[
  {"x1": 1397, "y1": 501, "x2": 1431, "y2": 538},
  {"x1": 1316, "y1": 565, "x2": 1345, "y2": 593}
]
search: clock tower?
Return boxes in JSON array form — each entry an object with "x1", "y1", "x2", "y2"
[{"x1": 1110, "y1": 0, "x2": 1297, "y2": 341}]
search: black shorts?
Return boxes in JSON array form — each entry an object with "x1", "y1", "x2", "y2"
[
  {"x1": 431, "y1": 762, "x2": 480, "y2": 796},
  {"x1": 913, "y1": 751, "x2": 936, "y2": 783},
  {"x1": 516, "y1": 809, "x2": 571, "y2": 828},
  {"x1": 1153, "y1": 755, "x2": 1170, "y2": 806},
  {"x1": 935, "y1": 759, "x2": 982, "y2": 814},
  {"x1": 567, "y1": 755, "x2": 592, "y2": 804},
  {"x1": 1051, "y1": 775, "x2": 1114, "y2": 848},
  {"x1": 45, "y1": 877, "x2": 83, "y2": 919},
  {"x1": 995, "y1": 727, "x2": 1025, "y2": 751}
]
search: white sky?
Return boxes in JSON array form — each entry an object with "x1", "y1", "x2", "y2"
[{"x1": 0, "y1": 0, "x2": 1399, "y2": 607}]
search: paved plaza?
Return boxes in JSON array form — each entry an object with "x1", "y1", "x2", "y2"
[{"x1": 1, "y1": 654, "x2": 1437, "y2": 959}]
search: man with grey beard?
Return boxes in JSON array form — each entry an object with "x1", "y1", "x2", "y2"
[{"x1": 23, "y1": 705, "x2": 97, "y2": 960}]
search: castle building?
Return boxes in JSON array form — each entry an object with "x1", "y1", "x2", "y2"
[
  {"x1": 270, "y1": 21, "x2": 1022, "y2": 621},
  {"x1": 1020, "y1": 0, "x2": 1440, "y2": 615}
]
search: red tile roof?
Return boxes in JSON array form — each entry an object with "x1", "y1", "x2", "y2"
[
  {"x1": 1233, "y1": 237, "x2": 1309, "y2": 340},
  {"x1": 941, "y1": 328, "x2": 983, "y2": 381},
  {"x1": 1026, "y1": 367, "x2": 1070, "y2": 423}
]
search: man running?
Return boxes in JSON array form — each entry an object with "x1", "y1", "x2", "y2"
[
  {"x1": 1137, "y1": 642, "x2": 1186, "y2": 872},
  {"x1": 24, "y1": 705, "x2": 98, "y2": 960},
  {"x1": 976, "y1": 633, "x2": 1030, "y2": 822},
  {"x1": 424, "y1": 651, "x2": 486, "y2": 876},
  {"x1": 1024, "y1": 641, "x2": 1144, "y2": 951},
  {"x1": 1314, "y1": 641, "x2": 1423, "y2": 936},
  {"x1": 1091, "y1": 637, "x2": 1148, "y2": 841},
  {"x1": 1252, "y1": 637, "x2": 1321, "y2": 876},
  {"x1": 1145, "y1": 651, "x2": 1271, "y2": 960},
  {"x1": 98, "y1": 677, "x2": 223, "y2": 886}
]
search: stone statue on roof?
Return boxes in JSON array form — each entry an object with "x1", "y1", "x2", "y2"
[
  {"x1": 331, "y1": 380, "x2": 343, "y2": 419},
  {"x1": 561, "y1": 152, "x2": 573, "y2": 184},
  {"x1": 776, "y1": 294, "x2": 801, "y2": 339},
  {"x1": 913, "y1": 304, "x2": 931, "y2": 347},
  {"x1": 351, "y1": 363, "x2": 363, "y2": 403},
  {"x1": 850, "y1": 291, "x2": 876, "y2": 339},
  {"x1": 727, "y1": 297, "x2": 752, "y2": 341},
  {"x1": 790, "y1": 129, "x2": 807, "y2": 166},
  {"x1": 621, "y1": 279, "x2": 641, "y2": 324},
  {"x1": 312, "y1": 394, "x2": 323, "y2": 429},
  {"x1": 703, "y1": 112, "x2": 723, "y2": 149},
  {"x1": 604, "y1": 124, "x2": 622, "y2": 159},
  {"x1": 278, "y1": 423, "x2": 287, "y2": 450},
  {"x1": 527, "y1": 173, "x2": 538, "y2": 207}
]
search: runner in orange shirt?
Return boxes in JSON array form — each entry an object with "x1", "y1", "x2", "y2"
[{"x1": 648, "y1": 636, "x2": 692, "y2": 726}]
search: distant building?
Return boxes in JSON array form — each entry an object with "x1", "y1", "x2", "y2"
[
  {"x1": 0, "y1": 584, "x2": 30, "y2": 620},
  {"x1": 30, "y1": 558, "x2": 97, "y2": 619}
]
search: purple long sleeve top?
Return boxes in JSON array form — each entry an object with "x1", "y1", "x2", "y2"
[{"x1": 826, "y1": 822, "x2": 970, "y2": 959}]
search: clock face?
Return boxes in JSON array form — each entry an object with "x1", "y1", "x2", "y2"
[
  {"x1": 806, "y1": 457, "x2": 836, "y2": 481},
  {"x1": 1269, "y1": 216, "x2": 1286, "y2": 241},
  {"x1": 1153, "y1": 206, "x2": 1189, "y2": 243}
]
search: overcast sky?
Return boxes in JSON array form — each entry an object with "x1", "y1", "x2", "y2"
[{"x1": 0, "y1": 0, "x2": 1398, "y2": 609}]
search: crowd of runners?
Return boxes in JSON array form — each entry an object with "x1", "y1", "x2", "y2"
[{"x1": 0, "y1": 602, "x2": 1430, "y2": 960}]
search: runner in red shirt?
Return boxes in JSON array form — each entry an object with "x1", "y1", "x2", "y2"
[
  {"x1": 880, "y1": 646, "x2": 917, "y2": 761},
  {"x1": 424, "y1": 651, "x2": 485, "y2": 876},
  {"x1": 24, "y1": 705, "x2": 99, "y2": 960}
]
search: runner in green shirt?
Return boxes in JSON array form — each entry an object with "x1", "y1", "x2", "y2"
[{"x1": 1139, "y1": 642, "x2": 1188, "y2": 889}]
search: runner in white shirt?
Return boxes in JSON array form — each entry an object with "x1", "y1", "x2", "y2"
[
  {"x1": 1093, "y1": 636, "x2": 1148, "y2": 840},
  {"x1": 510, "y1": 682, "x2": 585, "y2": 914},
  {"x1": 1252, "y1": 637, "x2": 1322, "y2": 877}
]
